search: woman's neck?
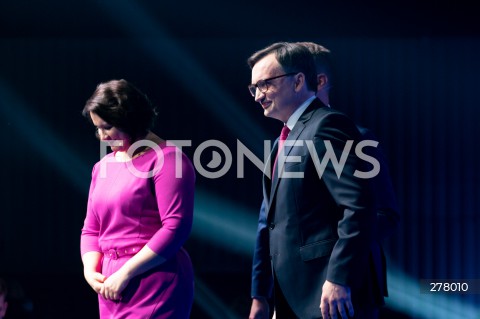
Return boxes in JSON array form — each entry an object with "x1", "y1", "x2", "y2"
[{"x1": 114, "y1": 131, "x2": 164, "y2": 161}]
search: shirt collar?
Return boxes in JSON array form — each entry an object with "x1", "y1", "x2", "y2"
[{"x1": 285, "y1": 95, "x2": 316, "y2": 130}]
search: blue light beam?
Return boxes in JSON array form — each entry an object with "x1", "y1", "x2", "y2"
[
  {"x1": 95, "y1": 0, "x2": 268, "y2": 156},
  {"x1": 387, "y1": 265, "x2": 479, "y2": 319},
  {"x1": 0, "y1": 78, "x2": 90, "y2": 193},
  {"x1": 192, "y1": 189, "x2": 257, "y2": 256}
]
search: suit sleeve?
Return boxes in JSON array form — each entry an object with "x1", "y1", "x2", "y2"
[
  {"x1": 314, "y1": 113, "x2": 377, "y2": 288},
  {"x1": 251, "y1": 199, "x2": 274, "y2": 298}
]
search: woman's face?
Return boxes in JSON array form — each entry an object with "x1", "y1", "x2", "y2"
[{"x1": 89, "y1": 112, "x2": 131, "y2": 152}]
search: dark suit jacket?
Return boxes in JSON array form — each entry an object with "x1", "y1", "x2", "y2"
[{"x1": 251, "y1": 98, "x2": 399, "y2": 318}]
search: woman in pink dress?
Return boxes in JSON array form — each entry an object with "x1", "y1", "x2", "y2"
[{"x1": 80, "y1": 79, "x2": 195, "y2": 318}]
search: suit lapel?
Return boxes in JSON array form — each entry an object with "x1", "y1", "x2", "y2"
[
  {"x1": 262, "y1": 140, "x2": 277, "y2": 204},
  {"x1": 267, "y1": 121, "x2": 305, "y2": 210},
  {"x1": 264, "y1": 98, "x2": 325, "y2": 218}
]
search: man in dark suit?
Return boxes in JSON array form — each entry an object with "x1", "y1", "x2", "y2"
[
  {"x1": 247, "y1": 42, "x2": 398, "y2": 319},
  {"x1": 301, "y1": 40, "x2": 399, "y2": 237},
  {"x1": 302, "y1": 41, "x2": 400, "y2": 317}
]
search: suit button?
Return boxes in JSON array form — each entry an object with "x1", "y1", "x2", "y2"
[{"x1": 268, "y1": 223, "x2": 275, "y2": 230}]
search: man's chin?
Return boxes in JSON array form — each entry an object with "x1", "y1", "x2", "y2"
[{"x1": 264, "y1": 110, "x2": 283, "y2": 122}]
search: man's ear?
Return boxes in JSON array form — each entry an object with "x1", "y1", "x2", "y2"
[
  {"x1": 317, "y1": 73, "x2": 328, "y2": 91},
  {"x1": 293, "y1": 72, "x2": 306, "y2": 92}
]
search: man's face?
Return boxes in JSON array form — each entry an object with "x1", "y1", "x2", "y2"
[
  {"x1": 0, "y1": 294, "x2": 7, "y2": 318},
  {"x1": 251, "y1": 53, "x2": 298, "y2": 123}
]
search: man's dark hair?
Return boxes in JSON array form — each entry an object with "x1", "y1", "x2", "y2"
[{"x1": 247, "y1": 42, "x2": 317, "y2": 92}]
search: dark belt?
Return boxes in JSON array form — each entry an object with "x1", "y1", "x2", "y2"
[{"x1": 103, "y1": 245, "x2": 144, "y2": 260}]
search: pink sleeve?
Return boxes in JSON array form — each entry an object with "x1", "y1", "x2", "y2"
[
  {"x1": 80, "y1": 164, "x2": 101, "y2": 256},
  {"x1": 146, "y1": 148, "x2": 195, "y2": 259}
]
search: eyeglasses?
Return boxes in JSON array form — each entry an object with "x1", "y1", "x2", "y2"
[{"x1": 248, "y1": 72, "x2": 297, "y2": 97}]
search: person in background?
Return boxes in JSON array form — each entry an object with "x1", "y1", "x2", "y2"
[
  {"x1": 80, "y1": 79, "x2": 195, "y2": 318},
  {"x1": 247, "y1": 42, "x2": 388, "y2": 319},
  {"x1": 298, "y1": 41, "x2": 399, "y2": 242},
  {"x1": 301, "y1": 40, "x2": 400, "y2": 317}
]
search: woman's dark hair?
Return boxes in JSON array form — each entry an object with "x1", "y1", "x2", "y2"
[{"x1": 82, "y1": 79, "x2": 157, "y2": 142}]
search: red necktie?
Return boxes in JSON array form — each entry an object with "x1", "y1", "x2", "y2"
[{"x1": 273, "y1": 125, "x2": 291, "y2": 177}]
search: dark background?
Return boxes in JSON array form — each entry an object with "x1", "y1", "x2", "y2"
[{"x1": 1, "y1": 1, "x2": 479, "y2": 318}]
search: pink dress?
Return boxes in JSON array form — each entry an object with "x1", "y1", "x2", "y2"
[{"x1": 81, "y1": 143, "x2": 195, "y2": 319}]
